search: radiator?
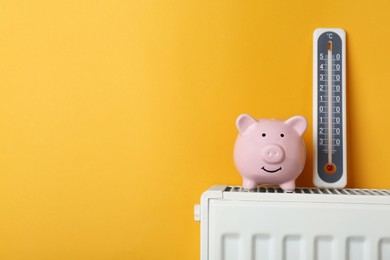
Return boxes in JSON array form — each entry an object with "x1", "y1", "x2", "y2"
[{"x1": 194, "y1": 185, "x2": 390, "y2": 260}]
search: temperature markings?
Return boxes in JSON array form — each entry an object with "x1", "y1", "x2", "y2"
[
  {"x1": 318, "y1": 128, "x2": 342, "y2": 135},
  {"x1": 318, "y1": 86, "x2": 341, "y2": 92},
  {"x1": 319, "y1": 116, "x2": 341, "y2": 124},
  {"x1": 317, "y1": 107, "x2": 342, "y2": 114},
  {"x1": 319, "y1": 65, "x2": 342, "y2": 71},
  {"x1": 319, "y1": 140, "x2": 342, "y2": 145},
  {"x1": 318, "y1": 96, "x2": 341, "y2": 103},
  {"x1": 323, "y1": 149, "x2": 337, "y2": 153},
  {"x1": 319, "y1": 54, "x2": 341, "y2": 60},
  {"x1": 319, "y1": 79, "x2": 342, "y2": 82}
]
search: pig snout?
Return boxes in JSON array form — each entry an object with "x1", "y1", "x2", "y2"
[{"x1": 261, "y1": 144, "x2": 285, "y2": 164}]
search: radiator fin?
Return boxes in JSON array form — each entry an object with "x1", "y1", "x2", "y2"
[
  {"x1": 253, "y1": 234, "x2": 270, "y2": 260},
  {"x1": 224, "y1": 186, "x2": 390, "y2": 196},
  {"x1": 315, "y1": 236, "x2": 334, "y2": 260},
  {"x1": 283, "y1": 235, "x2": 302, "y2": 260},
  {"x1": 222, "y1": 234, "x2": 239, "y2": 260},
  {"x1": 380, "y1": 238, "x2": 390, "y2": 260},
  {"x1": 347, "y1": 237, "x2": 366, "y2": 260}
]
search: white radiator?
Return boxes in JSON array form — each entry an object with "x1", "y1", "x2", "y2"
[{"x1": 194, "y1": 185, "x2": 390, "y2": 260}]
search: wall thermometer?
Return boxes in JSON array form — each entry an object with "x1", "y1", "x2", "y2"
[{"x1": 313, "y1": 28, "x2": 347, "y2": 188}]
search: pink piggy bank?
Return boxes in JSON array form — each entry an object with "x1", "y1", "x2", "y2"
[{"x1": 233, "y1": 114, "x2": 307, "y2": 191}]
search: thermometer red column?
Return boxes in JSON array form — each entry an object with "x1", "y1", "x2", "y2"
[{"x1": 325, "y1": 40, "x2": 337, "y2": 175}]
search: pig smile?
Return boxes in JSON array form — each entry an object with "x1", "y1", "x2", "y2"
[{"x1": 261, "y1": 166, "x2": 282, "y2": 173}]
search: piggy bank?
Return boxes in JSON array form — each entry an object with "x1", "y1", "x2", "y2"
[{"x1": 233, "y1": 114, "x2": 307, "y2": 191}]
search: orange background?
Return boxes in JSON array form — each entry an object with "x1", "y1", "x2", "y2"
[{"x1": 1, "y1": 0, "x2": 390, "y2": 259}]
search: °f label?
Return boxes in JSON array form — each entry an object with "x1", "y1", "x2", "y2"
[{"x1": 313, "y1": 28, "x2": 347, "y2": 188}]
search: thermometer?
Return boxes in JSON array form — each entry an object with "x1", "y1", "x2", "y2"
[{"x1": 313, "y1": 28, "x2": 347, "y2": 188}]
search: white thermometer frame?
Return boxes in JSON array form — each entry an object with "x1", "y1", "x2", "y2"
[{"x1": 313, "y1": 28, "x2": 347, "y2": 188}]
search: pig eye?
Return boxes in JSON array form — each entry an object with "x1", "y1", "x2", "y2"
[
  {"x1": 280, "y1": 134, "x2": 284, "y2": 137},
  {"x1": 262, "y1": 133, "x2": 266, "y2": 137}
]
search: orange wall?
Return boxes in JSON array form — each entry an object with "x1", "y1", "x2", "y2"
[{"x1": 1, "y1": 0, "x2": 390, "y2": 259}]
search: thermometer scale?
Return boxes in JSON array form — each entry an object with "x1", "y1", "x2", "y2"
[{"x1": 313, "y1": 28, "x2": 347, "y2": 188}]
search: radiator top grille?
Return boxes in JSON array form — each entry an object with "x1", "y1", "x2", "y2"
[{"x1": 224, "y1": 186, "x2": 390, "y2": 196}]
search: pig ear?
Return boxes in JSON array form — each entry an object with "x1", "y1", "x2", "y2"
[
  {"x1": 236, "y1": 114, "x2": 256, "y2": 134},
  {"x1": 285, "y1": 116, "x2": 307, "y2": 136}
]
